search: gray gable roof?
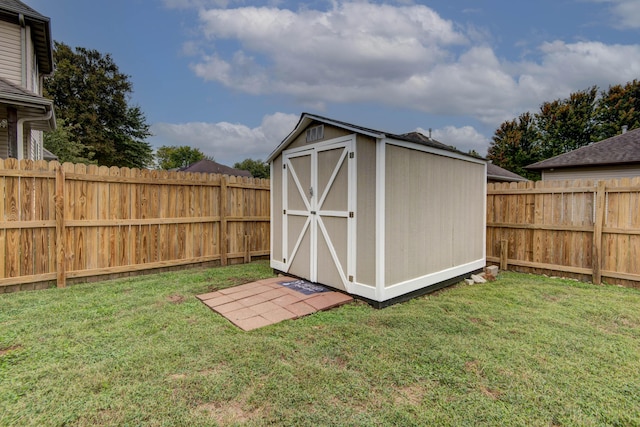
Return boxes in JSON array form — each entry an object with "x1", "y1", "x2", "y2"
[
  {"x1": 0, "y1": 0, "x2": 46, "y2": 18},
  {"x1": 487, "y1": 163, "x2": 528, "y2": 182},
  {"x1": 0, "y1": 76, "x2": 52, "y2": 106},
  {"x1": 0, "y1": 77, "x2": 55, "y2": 131},
  {"x1": 526, "y1": 127, "x2": 640, "y2": 170},
  {"x1": 0, "y1": 0, "x2": 53, "y2": 74},
  {"x1": 268, "y1": 112, "x2": 476, "y2": 162},
  {"x1": 178, "y1": 159, "x2": 253, "y2": 177}
]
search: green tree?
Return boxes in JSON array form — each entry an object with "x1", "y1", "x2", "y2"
[
  {"x1": 44, "y1": 117, "x2": 95, "y2": 164},
  {"x1": 233, "y1": 158, "x2": 270, "y2": 178},
  {"x1": 156, "y1": 145, "x2": 212, "y2": 170},
  {"x1": 44, "y1": 42, "x2": 153, "y2": 168},
  {"x1": 536, "y1": 86, "x2": 598, "y2": 159},
  {"x1": 487, "y1": 112, "x2": 541, "y2": 180},
  {"x1": 595, "y1": 79, "x2": 640, "y2": 139}
]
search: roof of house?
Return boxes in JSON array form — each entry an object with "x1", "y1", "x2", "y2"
[
  {"x1": 0, "y1": 76, "x2": 55, "y2": 130},
  {"x1": 487, "y1": 163, "x2": 528, "y2": 182},
  {"x1": 43, "y1": 147, "x2": 57, "y2": 161},
  {"x1": 0, "y1": 76, "x2": 50, "y2": 102},
  {"x1": 267, "y1": 112, "x2": 479, "y2": 163},
  {"x1": 527, "y1": 127, "x2": 640, "y2": 170},
  {"x1": 178, "y1": 159, "x2": 253, "y2": 177},
  {"x1": 0, "y1": 0, "x2": 52, "y2": 74}
]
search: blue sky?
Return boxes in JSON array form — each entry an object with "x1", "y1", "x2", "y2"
[{"x1": 28, "y1": 0, "x2": 640, "y2": 166}]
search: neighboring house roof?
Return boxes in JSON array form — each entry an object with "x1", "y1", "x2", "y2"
[
  {"x1": 0, "y1": 0, "x2": 53, "y2": 74},
  {"x1": 487, "y1": 163, "x2": 528, "y2": 182},
  {"x1": 527, "y1": 127, "x2": 640, "y2": 170},
  {"x1": 0, "y1": 77, "x2": 55, "y2": 130},
  {"x1": 178, "y1": 159, "x2": 253, "y2": 177},
  {"x1": 267, "y1": 112, "x2": 477, "y2": 163},
  {"x1": 42, "y1": 147, "x2": 57, "y2": 161}
]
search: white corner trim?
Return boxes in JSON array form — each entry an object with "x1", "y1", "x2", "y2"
[
  {"x1": 375, "y1": 138, "x2": 386, "y2": 301},
  {"x1": 270, "y1": 161, "x2": 275, "y2": 261}
]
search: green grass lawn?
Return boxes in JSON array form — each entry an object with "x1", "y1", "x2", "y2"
[{"x1": 1, "y1": 261, "x2": 640, "y2": 426}]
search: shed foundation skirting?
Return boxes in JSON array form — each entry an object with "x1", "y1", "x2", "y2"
[
  {"x1": 360, "y1": 269, "x2": 483, "y2": 309},
  {"x1": 346, "y1": 258, "x2": 485, "y2": 304},
  {"x1": 274, "y1": 267, "x2": 483, "y2": 309}
]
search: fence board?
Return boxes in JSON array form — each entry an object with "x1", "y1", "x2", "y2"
[{"x1": 0, "y1": 160, "x2": 270, "y2": 291}]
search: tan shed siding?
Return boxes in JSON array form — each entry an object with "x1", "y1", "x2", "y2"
[
  {"x1": 384, "y1": 145, "x2": 485, "y2": 287},
  {"x1": 285, "y1": 123, "x2": 352, "y2": 151},
  {"x1": 451, "y1": 161, "x2": 485, "y2": 265},
  {"x1": 355, "y1": 135, "x2": 376, "y2": 286},
  {"x1": 0, "y1": 20, "x2": 22, "y2": 85},
  {"x1": 542, "y1": 166, "x2": 640, "y2": 181},
  {"x1": 271, "y1": 155, "x2": 283, "y2": 262}
]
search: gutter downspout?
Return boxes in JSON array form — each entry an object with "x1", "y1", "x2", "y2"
[
  {"x1": 19, "y1": 14, "x2": 27, "y2": 87},
  {"x1": 17, "y1": 108, "x2": 53, "y2": 160}
]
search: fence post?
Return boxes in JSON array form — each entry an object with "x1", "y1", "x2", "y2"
[
  {"x1": 500, "y1": 239, "x2": 508, "y2": 271},
  {"x1": 592, "y1": 181, "x2": 606, "y2": 285},
  {"x1": 220, "y1": 175, "x2": 228, "y2": 266},
  {"x1": 244, "y1": 234, "x2": 251, "y2": 264},
  {"x1": 55, "y1": 166, "x2": 66, "y2": 288}
]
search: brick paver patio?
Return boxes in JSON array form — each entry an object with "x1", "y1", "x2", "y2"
[{"x1": 196, "y1": 277, "x2": 353, "y2": 331}]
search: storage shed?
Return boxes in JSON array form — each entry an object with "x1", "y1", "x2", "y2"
[{"x1": 267, "y1": 113, "x2": 486, "y2": 307}]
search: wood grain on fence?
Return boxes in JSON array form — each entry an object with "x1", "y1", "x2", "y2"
[
  {"x1": 0, "y1": 159, "x2": 270, "y2": 291},
  {"x1": 487, "y1": 177, "x2": 640, "y2": 287}
]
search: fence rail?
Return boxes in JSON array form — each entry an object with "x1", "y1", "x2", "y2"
[
  {"x1": 487, "y1": 177, "x2": 640, "y2": 288},
  {"x1": 0, "y1": 159, "x2": 270, "y2": 292}
]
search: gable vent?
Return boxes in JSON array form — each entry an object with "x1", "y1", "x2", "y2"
[{"x1": 306, "y1": 125, "x2": 324, "y2": 143}]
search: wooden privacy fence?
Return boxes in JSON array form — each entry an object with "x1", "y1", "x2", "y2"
[
  {"x1": 487, "y1": 177, "x2": 640, "y2": 288},
  {"x1": 0, "y1": 159, "x2": 270, "y2": 292}
]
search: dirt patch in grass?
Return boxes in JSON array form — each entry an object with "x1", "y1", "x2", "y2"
[
  {"x1": 465, "y1": 360, "x2": 501, "y2": 400},
  {"x1": 196, "y1": 388, "x2": 266, "y2": 424},
  {"x1": 167, "y1": 295, "x2": 185, "y2": 304},
  {"x1": 321, "y1": 356, "x2": 348, "y2": 369},
  {"x1": 196, "y1": 401, "x2": 258, "y2": 424},
  {"x1": 394, "y1": 384, "x2": 428, "y2": 406},
  {"x1": 542, "y1": 293, "x2": 567, "y2": 302},
  {"x1": 169, "y1": 373, "x2": 187, "y2": 380},
  {"x1": 480, "y1": 386, "x2": 502, "y2": 400},
  {"x1": 0, "y1": 345, "x2": 22, "y2": 356}
]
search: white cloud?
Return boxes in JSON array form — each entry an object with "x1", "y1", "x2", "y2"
[
  {"x1": 162, "y1": 0, "x2": 229, "y2": 9},
  {"x1": 149, "y1": 112, "x2": 299, "y2": 165},
  {"x1": 185, "y1": 1, "x2": 640, "y2": 127},
  {"x1": 192, "y1": 2, "x2": 468, "y2": 96},
  {"x1": 419, "y1": 125, "x2": 490, "y2": 155},
  {"x1": 593, "y1": 0, "x2": 640, "y2": 29}
]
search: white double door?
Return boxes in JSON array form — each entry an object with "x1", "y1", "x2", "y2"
[{"x1": 282, "y1": 137, "x2": 355, "y2": 291}]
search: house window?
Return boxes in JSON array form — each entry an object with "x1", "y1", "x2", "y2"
[{"x1": 306, "y1": 125, "x2": 324, "y2": 143}]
